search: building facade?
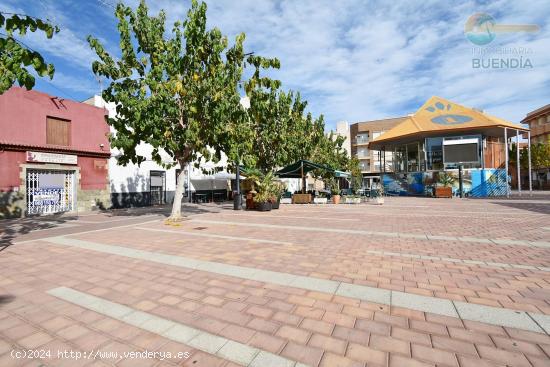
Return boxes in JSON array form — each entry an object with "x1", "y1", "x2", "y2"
[
  {"x1": 521, "y1": 103, "x2": 550, "y2": 189},
  {"x1": 349, "y1": 117, "x2": 406, "y2": 188},
  {"x1": 0, "y1": 88, "x2": 111, "y2": 218},
  {"x1": 369, "y1": 96, "x2": 529, "y2": 197},
  {"x1": 85, "y1": 95, "x2": 232, "y2": 208},
  {"x1": 521, "y1": 103, "x2": 550, "y2": 144}
]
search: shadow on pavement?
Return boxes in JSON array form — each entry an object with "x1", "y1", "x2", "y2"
[
  {"x1": 490, "y1": 201, "x2": 550, "y2": 215},
  {"x1": 0, "y1": 213, "x2": 78, "y2": 251},
  {"x1": 0, "y1": 294, "x2": 15, "y2": 306},
  {"x1": 0, "y1": 202, "x2": 231, "y2": 250}
]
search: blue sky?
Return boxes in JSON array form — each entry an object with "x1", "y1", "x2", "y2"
[{"x1": 3, "y1": 0, "x2": 549, "y2": 130}]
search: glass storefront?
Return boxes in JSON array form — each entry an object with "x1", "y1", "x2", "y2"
[{"x1": 392, "y1": 134, "x2": 482, "y2": 173}]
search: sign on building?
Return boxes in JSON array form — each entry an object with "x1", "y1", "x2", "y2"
[{"x1": 26, "y1": 151, "x2": 78, "y2": 165}]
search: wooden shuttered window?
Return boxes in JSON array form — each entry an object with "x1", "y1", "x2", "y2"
[{"x1": 46, "y1": 117, "x2": 71, "y2": 146}]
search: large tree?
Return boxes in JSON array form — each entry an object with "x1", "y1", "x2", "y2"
[
  {"x1": 0, "y1": 12, "x2": 59, "y2": 93},
  {"x1": 88, "y1": 0, "x2": 276, "y2": 220}
]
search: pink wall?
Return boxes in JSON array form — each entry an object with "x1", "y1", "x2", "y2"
[
  {"x1": 79, "y1": 157, "x2": 109, "y2": 190},
  {"x1": 0, "y1": 87, "x2": 109, "y2": 151},
  {"x1": 0, "y1": 151, "x2": 25, "y2": 191},
  {"x1": 0, "y1": 87, "x2": 110, "y2": 192}
]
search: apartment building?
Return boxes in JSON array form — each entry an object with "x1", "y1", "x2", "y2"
[
  {"x1": 521, "y1": 103, "x2": 550, "y2": 144},
  {"x1": 349, "y1": 117, "x2": 406, "y2": 187}
]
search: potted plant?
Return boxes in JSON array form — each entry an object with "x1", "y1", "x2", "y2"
[
  {"x1": 270, "y1": 181, "x2": 285, "y2": 209},
  {"x1": 251, "y1": 172, "x2": 277, "y2": 211},
  {"x1": 435, "y1": 172, "x2": 454, "y2": 198},
  {"x1": 253, "y1": 191, "x2": 272, "y2": 211},
  {"x1": 372, "y1": 185, "x2": 385, "y2": 205},
  {"x1": 331, "y1": 187, "x2": 341, "y2": 204}
]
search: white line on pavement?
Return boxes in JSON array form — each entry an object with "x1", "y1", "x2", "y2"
[
  {"x1": 134, "y1": 227, "x2": 293, "y2": 245},
  {"x1": 190, "y1": 219, "x2": 550, "y2": 249},
  {"x1": 12, "y1": 217, "x2": 163, "y2": 245},
  {"x1": 42, "y1": 236, "x2": 548, "y2": 334},
  {"x1": 133, "y1": 226, "x2": 550, "y2": 272},
  {"x1": 47, "y1": 287, "x2": 303, "y2": 367}
]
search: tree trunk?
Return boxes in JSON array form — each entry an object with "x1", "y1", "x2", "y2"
[{"x1": 168, "y1": 160, "x2": 187, "y2": 222}]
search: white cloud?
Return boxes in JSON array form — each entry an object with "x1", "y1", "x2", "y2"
[{"x1": 8, "y1": 0, "x2": 549, "y2": 127}]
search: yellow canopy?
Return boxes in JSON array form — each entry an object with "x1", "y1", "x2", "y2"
[{"x1": 369, "y1": 96, "x2": 528, "y2": 147}]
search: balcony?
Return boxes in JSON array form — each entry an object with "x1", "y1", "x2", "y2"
[
  {"x1": 356, "y1": 151, "x2": 370, "y2": 159},
  {"x1": 353, "y1": 137, "x2": 370, "y2": 145}
]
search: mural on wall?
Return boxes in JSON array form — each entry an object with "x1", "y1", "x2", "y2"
[{"x1": 382, "y1": 169, "x2": 507, "y2": 197}]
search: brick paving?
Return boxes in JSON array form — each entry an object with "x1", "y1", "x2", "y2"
[{"x1": 0, "y1": 197, "x2": 549, "y2": 366}]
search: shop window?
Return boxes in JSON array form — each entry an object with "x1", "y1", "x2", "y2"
[
  {"x1": 407, "y1": 143, "x2": 419, "y2": 172},
  {"x1": 394, "y1": 146, "x2": 406, "y2": 172},
  {"x1": 426, "y1": 137, "x2": 443, "y2": 170},
  {"x1": 46, "y1": 117, "x2": 71, "y2": 146}
]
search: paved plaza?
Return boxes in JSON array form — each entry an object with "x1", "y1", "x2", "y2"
[{"x1": 1, "y1": 197, "x2": 550, "y2": 366}]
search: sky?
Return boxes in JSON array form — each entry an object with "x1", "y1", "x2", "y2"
[{"x1": 3, "y1": 0, "x2": 549, "y2": 130}]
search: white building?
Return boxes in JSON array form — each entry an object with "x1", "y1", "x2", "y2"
[
  {"x1": 335, "y1": 121, "x2": 351, "y2": 157},
  {"x1": 84, "y1": 96, "x2": 232, "y2": 207}
]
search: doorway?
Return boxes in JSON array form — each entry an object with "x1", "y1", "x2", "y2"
[{"x1": 150, "y1": 170, "x2": 166, "y2": 205}]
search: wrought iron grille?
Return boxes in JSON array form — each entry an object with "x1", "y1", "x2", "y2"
[{"x1": 26, "y1": 169, "x2": 75, "y2": 215}]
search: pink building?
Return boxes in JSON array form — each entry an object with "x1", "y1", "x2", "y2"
[{"x1": 0, "y1": 87, "x2": 111, "y2": 217}]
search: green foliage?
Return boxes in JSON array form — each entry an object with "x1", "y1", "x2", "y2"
[
  {"x1": 529, "y1": 143, "x2": 550, "y2": 170},
  {"x1": 0, "y1": 12, "x2": 59, "y2": 93},
  {"x1": 309, "y1": 131, "x2": 349, "y2": 179},
  {"x1": 88, "y1": 0, "x2": 277, "y2": 218},
  {"x1": 347, "y1": 157, "x2": 362, "y2": 191},
  {"x1": 234, "y1": 55, "x2": 331, "y2": 174},
  {"x1": 437, "y1": 172, "x2": 455, "y2": 187},
  {"x1": 252, "y1": 172, "x2": 277, "y2": 203},
  {"x1": 510, "y1": 142, "x2": 550, "y2": 170}
]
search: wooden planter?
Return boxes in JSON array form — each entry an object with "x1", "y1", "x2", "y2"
[
  {"x1": 434, "y1": 186, "x2": 452, "y2": 198},
  {"x1": 292, "y1": 194, "x2": 312, "y2": 204}
]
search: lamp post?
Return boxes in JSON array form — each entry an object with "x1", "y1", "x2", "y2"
[{"x1": 234, "y1": 95, "x2": 251, "y2": 210}]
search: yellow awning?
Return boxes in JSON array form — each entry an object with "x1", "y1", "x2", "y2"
[{"x1": 369, "y1": 96, "x2": 528, "y2": 147}]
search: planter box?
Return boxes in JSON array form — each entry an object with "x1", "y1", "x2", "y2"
[
  {"x1": 313, "y1": 197, "x2": 328, "y2": 204},
  {"x1": 271, "y1": 198, "x2": 280, "y2": 209},
  {"x1": 292, "y1": 194, "x2": 312, "y2": 204},
  {"x1": 435, "y1": 187, "x2": 452, "y2": 198},
  {"x1": 344, "y1": 197, "x2": 362, "y2": 204},
  {"x1": 280, "y1": 198, "x2": 292, "y2": 204}
]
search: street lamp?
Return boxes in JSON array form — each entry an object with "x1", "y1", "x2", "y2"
[{"x1": 234, "y1": 95, "x2": 251, "y2": 210}]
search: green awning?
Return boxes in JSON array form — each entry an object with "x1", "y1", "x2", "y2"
[
  {"x1": 334, "y1": 170, "x2": 351, "y2": 178},
  {"x1": 275, "y1": 160, "x2": 349, "y2": 178}
]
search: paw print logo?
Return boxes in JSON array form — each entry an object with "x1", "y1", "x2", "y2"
[{"x1": 425, "y1": 102, "x2": 473, "y2": 125}]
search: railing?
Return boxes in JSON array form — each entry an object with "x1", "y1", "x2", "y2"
[{"x1": 354, "y1": 137, "x2": 370, "y2": 145}]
